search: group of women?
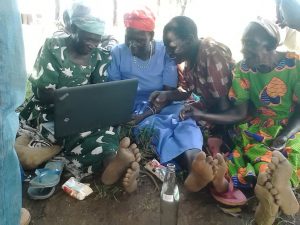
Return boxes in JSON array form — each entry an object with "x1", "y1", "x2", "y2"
[{"x1": 17, "y1": 2, "x2": 300, "y2": 225}]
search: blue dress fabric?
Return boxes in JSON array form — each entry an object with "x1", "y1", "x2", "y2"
[
  {"x1": 0, "y1": 0, "x2": 25, "y2": 223},
  {"x1": 108, "y1": 41, "x2": 203, "y2": 163}
]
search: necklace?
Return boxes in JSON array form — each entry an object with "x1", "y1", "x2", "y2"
[{"x1": 132, "y1": 41, "x2": 153, "y2": 70}]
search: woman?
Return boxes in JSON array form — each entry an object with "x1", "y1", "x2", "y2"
[
  {"x1": 18, "y1": 12, "x2": 140, "y2": 194},
  {"x1": 151, "y1": 16, "x2": 245, "y2": 205},
  {"x1": 108, "y1": 8, "x2": 233, "y2": 201},
  {"x1": 182, "y1": 18, "x2": 300, "y2": 225}
]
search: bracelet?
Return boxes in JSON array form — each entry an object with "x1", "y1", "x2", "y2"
[{"x1": 147, "y1": 105, "x2": 156, "y2": 115}]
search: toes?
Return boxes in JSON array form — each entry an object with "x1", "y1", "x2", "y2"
[
  {"x1": 131, "y1": 146, "x2": 139, "y2": 155},
  {"x1": 120, "y1": 137, "x2": 131, "y2": 148},
  {"x1": 135, "y1": 153, "x2": 142, "y2": 163},
  {"x1": 212, "y1": 158, "x2": 218, "y2": 166},
  {"x1": 268, "y1": 163, "x2": 276, "y2": 171},
  {"x1": 131, "y1": 161, "x2": 139, "y2": 171},
  {"x1": 257, "y1": 173, "x2": 268, "y2": 185},
  {"x1": 271, "y1": 157, "x2": 280, "y2": 166},
  {"x1": 196, "y1": 151, "x2": 206, "y2": 161},
  {"x1": 129, "y1": 143, "x2": 138, "y2": 151},
  {"x1": 215, "y1": 153, "x2": 225, "y2": 164},
  {"x1": 274, "y1": 194, "x2": 280, "y2": 200},
  {"x1": 270, "y1": 188, "x2": 278, "y2": 195},
  {"x1": 206, "y1": 156, "x2": 213, "y2": 164},
  {"x1": 272, "y1": 150, "x2": 286, "y2": 162},
  {"x1": 126, "y1": 169, "x2": 133, "y2": 176},
  {"x1": 265, "y1": 181, "x2": 273, "y2": 190}
]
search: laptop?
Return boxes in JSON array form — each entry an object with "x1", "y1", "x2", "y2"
[{"x1": 52, "y1": 79, "x2": 138, "y2": 138}]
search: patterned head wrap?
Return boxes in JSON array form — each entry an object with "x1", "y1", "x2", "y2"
[
  {"x1": 252, "y1": 17, "x2": 281, "y2": 46},
  {"x1": 69, "y1": 2, "x2": 105, "y2": 36},
  {"x1": 124, "y1": 7, "x2": 155, "y2": 32}
]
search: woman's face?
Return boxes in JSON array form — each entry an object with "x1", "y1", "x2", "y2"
[
  {"x1": 125, "y1": 28, "x2": 153, "y2": 57},
  {"x1": 73, "y1": 29, "x2": 102, "y2": 55},
  {"x1": 163, "y1": 31, "x2": 189, "y2": 64},
  {"x1": 241, "y1": 24, "x2": 271, "y2": 69}
]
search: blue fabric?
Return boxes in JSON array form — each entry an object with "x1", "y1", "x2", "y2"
[
  {"x1": 108, "y1": 42, "x2": 178, "y2": 94},
  {"x1": 134, "y1": 102, "x2": 203, "y2": 163},
  {"x1": 0, "y1": 1, "x2": 26, "y2": 224},
  {"x1": 108, "y1": 41, "x2": 203, "y2": 163}
]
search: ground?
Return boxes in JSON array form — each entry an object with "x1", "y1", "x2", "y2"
[{"x1": 23, "y1": 170, "x2": 300, "y2": 225}]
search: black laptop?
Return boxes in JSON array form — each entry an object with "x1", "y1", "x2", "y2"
[{"x1": 53, "y1": 79, "x2": 138, "y2": 138}]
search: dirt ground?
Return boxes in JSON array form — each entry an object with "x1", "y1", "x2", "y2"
[{"x1": 22, "y1": 170, "x2": 300, "y2": 225}]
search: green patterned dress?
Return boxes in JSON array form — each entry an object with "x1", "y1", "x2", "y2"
[
  {"x1": 20, "y1": 37, "x2": 119, "y2": 174},
  {"x1": 228, "y1": 53, "x2": 300, "y2": 189}
]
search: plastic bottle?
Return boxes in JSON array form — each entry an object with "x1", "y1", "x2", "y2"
[{"x1": 160, "y1": 163, "x2": 179, "y2": 225}]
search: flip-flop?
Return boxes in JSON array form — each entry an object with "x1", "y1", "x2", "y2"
[
  {"x1": 27, "y1": 186, "x2": 56, "y2": 200},
  {"x1": 29, "y1": 161, "x2": 64, "y2": 188},
  {"x1": 210, "y1": 182, "x2": 247, "y2": 206}
]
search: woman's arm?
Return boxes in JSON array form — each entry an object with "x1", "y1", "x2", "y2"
[
  {"x1": 271, "y1": 104, "x2": 300, "y2": 150},
  {"x1": 149, "y1": 88, "x2": 190, "y2": 108},
  {"x1": 180, "y1": 101, "x2": 248, "y2": 125}
]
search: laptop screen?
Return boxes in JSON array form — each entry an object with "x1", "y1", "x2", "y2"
[{"x1": 54, "y1": 79, "x2": 138, "y2": 138}]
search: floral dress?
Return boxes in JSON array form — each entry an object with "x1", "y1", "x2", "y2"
[
  {"x1": 228, "y1": 53, "x2": 300, "y2": 188},
  {"x1": 20, "y1": 36, "x2": 119, "y2": 174}
]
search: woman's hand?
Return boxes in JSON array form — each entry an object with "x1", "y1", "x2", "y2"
[
  {"x1": 270, "y1": 135, "x2": 288, "y2": 151},
  {"x1": 149, "y1": 91, "x2": 170, "y2": 112},
  {"x1": 179, "y1": 104, "x2": 203, "y2": 121},
  {"x1": 179, "y1": 105, "x2": 193, "y2": 120},
  {"x1": 128, "y1": 114, "x2": 147, "y2": 125}
]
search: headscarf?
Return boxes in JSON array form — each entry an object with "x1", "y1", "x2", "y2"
[
  {"x1": 252, "y1": 17, "x2": 281, "y2": 46},
  {"x1": 124, "y1": 7, "x2": 155, "y2": 32},
  {"x1": 70, "y1": 2, "x2": 105, "y2": 36}
]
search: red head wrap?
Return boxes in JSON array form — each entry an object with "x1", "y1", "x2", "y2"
[{"x1": 124, "y1": 7, "x2": 155, "y2": 32}]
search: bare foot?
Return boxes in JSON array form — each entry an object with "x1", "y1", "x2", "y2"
[
  {"x1": 184, "y1": 151, "x2": 215, "y2": 192},
  {"x1": 267, "y1": 151, "x2": 299, "y2": 215},
  {"x1": 129, "y1": 143, "x2": 141, "y2": 163},
  {"x1": 255, "y1": 173, "x2": 279, "y2": 225},
  {"x1": 123, "y1": 162, "x2": 140, "y2": 193},
  {"x1": 212, "y1": 153, "x2": 228, "y2": 193},
  {"x1": 101, "y1": 137, "x2": 138, "y2": 185}
]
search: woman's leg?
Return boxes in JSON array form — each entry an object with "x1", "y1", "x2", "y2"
[{"x1": 64, "y1": 128, "x2": 141, "y2": 193}]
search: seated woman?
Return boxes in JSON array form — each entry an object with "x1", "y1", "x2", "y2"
[
  {"x1": 17, "y1": 12, "x2": 140, "y2": 193},
  {"x1": 149, "y1": 16, "x2": 245, "y2": 205},
  {"x1": 181, "y1": 18, "x2": 300, "y2": 225},
  {"x1": 54, "y1": 1, "x2": 118, "y2": 51},
  {"x1": 108, "y1": 7, "x2": 232, "y2": 198}
]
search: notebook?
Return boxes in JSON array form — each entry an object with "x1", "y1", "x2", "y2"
[{"x1": 52, "y1": 79, "x2": 138, "y2": 138}]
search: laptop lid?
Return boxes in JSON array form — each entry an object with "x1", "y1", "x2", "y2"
[{"x1": 54, "y1": 79, "x2": 138, "y2": 138}]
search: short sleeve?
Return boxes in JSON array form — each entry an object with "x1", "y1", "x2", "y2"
[
  {"x1": 29, "y1": 38, "x2": 60, "y2": 91},
  {"x1": 107, "y1": 46, "x2": 122, "y2": 81},
  {"x1": 228, "y1": 63, "x2": 250, "y2": 105},
  {"x1": 162, "y1": 53, "x2": 178, "y2": 88},
  {"x1": 206, "y1": 49, "x2": 232, "y2": 98}
]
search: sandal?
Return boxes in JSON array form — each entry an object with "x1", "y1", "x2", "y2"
[
  {"x1": 210, "y1": 181, "x2": 247, "y2": 206},
  {"x1": 29, "y1": 161, "x2": 64, "y2": 188},
  {"x1": 27, "y1": 186, "x2": 56, "y2": 200},
  {"x1": 207, "y1": 136, "x2": 231, "y2": 158},
  {"x1": 27, "y1": 161, "x2": 64, "y2": 200}
]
